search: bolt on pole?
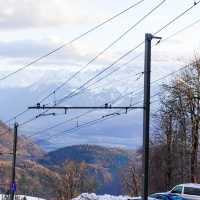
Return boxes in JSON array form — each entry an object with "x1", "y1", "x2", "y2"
[
  {"x1": 10, "y1": 122, "x2": 18, "y2": 200},
  {"x1": 143, "y1": 33, "x2": 161, "y2": 200}
]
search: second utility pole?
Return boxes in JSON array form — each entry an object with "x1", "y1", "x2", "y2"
[
  {"x1": 143, "y1": 33, "x2": 161, "y2": 200},
  {"x1": 10, "y1": 122, "x2": 18, "y2": 200}
]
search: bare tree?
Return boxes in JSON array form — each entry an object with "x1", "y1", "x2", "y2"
[
  {"x1": 120, "y1": 155, "x2": 142, "y2": 197},
  {"x1": 55, "y1": 160, "x2": 96, "y2": 200},
  {"x1": 150, "y1": 57, "x2": 200, "y2": 191}
]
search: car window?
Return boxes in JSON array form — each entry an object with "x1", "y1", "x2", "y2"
[
  {"x1": 171, "y1": 186, "x2": 183, "y2": 194},
  {"x1": 184, "y1": 187, "x2": 200, "y2": 196}
]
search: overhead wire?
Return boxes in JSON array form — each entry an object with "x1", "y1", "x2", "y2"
[
  {"x1": 33, "y1": 91, "x2": 164, "y2": 142},
  {"x1": 30, "y1": 100, "x2": 144, "y2": 142},
  {"x1": 3, "y1": 0, "x2": 146, "y2": 124},
  {"x1": 54, "y1": 0, "x2": 200, "y2": 105},
  {"x1": 11, "y1": 0, "x2": 167, "y2": 127},
  {"x1": 3, "y1": 0, "x2": 200, "y2": 139},
  {"x1": 22, "y1": 72, "x2": 143, "y2": 138},
  {"x1": 86, "y1": 16, "x2": 200, "y2": 94},
  {"x1": 19, "y1": 60, "x2": 196, "y2": 153},
  {"x1": 6, "y1": 14, "x2": 200, "y2": 125},
  {"x1": 46, "y1": 84, "x2": 192, "y2": 141},
  {"x1": 0, "y1": 0, "x2": 145, "y2": 82},
  {"x1": 156, "y1": 17, "x2": 200, "y2": 44},
  {"x1": 154, "y1": 0, "x2": 200, "y2": 35},
  {"x1": 38, "y1": 0, "x2": 166, "y2": 104},
  {"x1": 25, "y1": 61, "x2": 190, "y2": 140}
]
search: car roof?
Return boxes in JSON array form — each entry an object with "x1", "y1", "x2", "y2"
[{"x1": 176, "y1": 183, "x2": 200, "y2": 188}]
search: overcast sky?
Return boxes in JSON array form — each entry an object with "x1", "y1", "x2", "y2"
[{"x1": 0, "y1": 0, "x2": 200, "y2": 150}]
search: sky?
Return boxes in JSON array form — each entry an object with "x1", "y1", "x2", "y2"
[{"x1": 0, "y1": 0, "x2": 200, "y2": 151}]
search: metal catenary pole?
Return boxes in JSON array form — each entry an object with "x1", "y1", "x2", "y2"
[
  {"x1": 143, "y1": 33, "x2": 161, "y2": 200},
  {"x1": 10, "y1": 122, "x2": 18, "y2": 200}
]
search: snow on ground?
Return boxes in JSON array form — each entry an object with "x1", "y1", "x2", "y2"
[
  {"x1": 17, "y1": 195, "x2": 46, "y2": 200},
  {"x1": 0, "y1": 194, "x2": 45, "y2": 200},
  {"x1": 72, "y1": 193, "x2": 156, "y2": 200},
  {"x1": 72, "y1": 193, "x2": 136, "y2": 200}
]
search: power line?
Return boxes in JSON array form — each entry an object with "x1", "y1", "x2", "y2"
[
  {"x1": 33, "y1": 92, "x2": 162, "y2": 142},
  {"x1": 4, "y1": 0, "x2": 200, "y2": 128},
  {"x1": 38, "y1": 0, "x2": 165, "y2": 104},
  {"x1": 20, "y1": 65, "x2": 194, "y2": 149},
  {"x1": 30, "y1": 101, "x2": 143, "y2": 142},
  {"x1": 3, "y1": 0, "x2": 161, "y2": 124},
  {"x1": 87, "y1": 16, "x2": 200, "y2": 94},
  {"x1": 20, "y1": 84, "x2": 187, "y2": 149},
  {"x1": 157, "y1": 17, "x2": 200, "y2": 44},
  {"x1": 25, "y1": 62, "x2": 189, "y2": 139},
  {"x1": 154, "y1": 0, "x2": 200, "y2": 35},
  {"x1": 57, "y1": 59, "x2": 144, "y2": 101},
  {"x1": 21, "y1": 73, "x2": 143, "y2": 138},
  {"x1": 19, "y1": 42, "x2": 146, "y2": 125},
  {"x1": 8, "y1": 12, "x2": 199, "y2": 125},
  {"x1": 0, "y1": 0, "x2": 145, "y2": 82},
  {"x1": 55, "y1": 0, "x2": 200, "y2": 105},
  {"x1": 47, "y1": 92, "x2": 170, "y2": 141},
  {"x1": 16, "y1": 44, "x2": 144, "y2": 127},
  {"x1": 56, "y1": 43, "x2": 144, "y2": 104},
  {"x1": 17, "y1": 60, "x2": 192, "y2": 134},
  {"x1": 5, "y1": 109, "x2": 29, "y2": 124}
]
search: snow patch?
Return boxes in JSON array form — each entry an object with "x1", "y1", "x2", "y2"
[
  {"x1": 73, "y1": 193, "x2": 141, "y2": 200},
  {"x1": 0, "y1": 194, "x2": 45, "y2": 200}
]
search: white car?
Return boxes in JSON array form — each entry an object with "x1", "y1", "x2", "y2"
[{"x1": 170, "y1": 183, "x2": 200, "y2": 200}]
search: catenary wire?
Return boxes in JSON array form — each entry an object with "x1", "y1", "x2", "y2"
[
  {"x1": 55, "y1": 0, "x2": 200, "y2": 105},
  {"x1": 38, "y1": 0, "x2": 166, "y2": 103},
  {"x1": 4, "y1": 0, "x2": 200, "y2": 130},
  {"x1": 0, "y1": 0, "x2": 145, "y2": 82}
]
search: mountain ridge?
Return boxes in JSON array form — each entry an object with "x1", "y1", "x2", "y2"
[{"x1": 39, "y1": 144, "x2": 136, "y2": 195}]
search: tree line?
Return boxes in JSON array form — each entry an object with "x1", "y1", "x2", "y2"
[{"x1": 121, "y1": 57, "x2": 200, "y2": 196}]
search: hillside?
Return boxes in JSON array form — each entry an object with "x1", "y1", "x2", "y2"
[
  {"x1": 0, "y1": 121, "x2": 137, "y2": 197},
  {"x1": 0, "y1": 121, "x2": 60, "y2": 199},
  {"x1": 39, "y1": 144, "x2": 135, "y2": 195},
  {"x1": 0, "y1": 121, "x2": 44, "y2": 159},
  {"x1": 0, "y1": 159, "x2": 59, "y2": 199}
]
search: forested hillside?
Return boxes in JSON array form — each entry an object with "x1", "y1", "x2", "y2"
[{"x1": 39, "y1": 144, "x2": 135, "y2": 195}]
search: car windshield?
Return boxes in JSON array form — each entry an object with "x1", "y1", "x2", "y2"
[{"x1": 171, "y1": 186, "x2": 183, "y2": 194}]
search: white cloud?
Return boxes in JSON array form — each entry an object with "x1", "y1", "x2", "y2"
[{"x1": 0, "y1": 0, "x2": 103, "y2": 29}]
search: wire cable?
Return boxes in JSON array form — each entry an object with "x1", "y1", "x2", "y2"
[
  {"x1": 23, "y1": 72, "x2": 143, "y2": 138},
  {"x1": 3, "y1": 0, "x2": 161, "y2": 124},
  {"x1": 5, "y1": 0, "x2": 200, "y2": 129},
  {"x1": 55, "y1": 0, "x2": 200, "y2": 105},
  {"x1": 0, "y1": 0, "x2": 145, "y2": 82},
  {"x1": 20, "y1": 64, "x2": 194, "y2": 148},
  {"x1": 157, "y1": 17, "x2": 200, "y2": 44},
  {"x1": 38, "y1": 0, "x2": 165, "y2": 104},
  {"x1": 26, "y1": 61, "x2": 189, "y2": 139},
  {"x1": 154, "y1": 0, "x2": 200, "y2": 35}
]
